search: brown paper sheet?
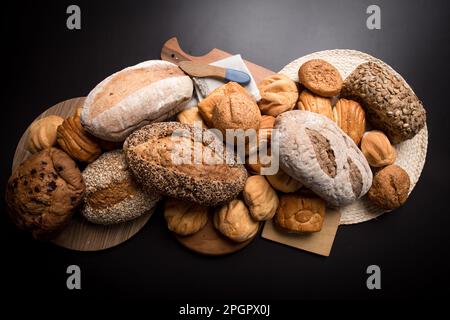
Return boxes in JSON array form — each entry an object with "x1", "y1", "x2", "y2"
[{"x1": 261, "y1": 208, "x2": 341, "y2": 257}]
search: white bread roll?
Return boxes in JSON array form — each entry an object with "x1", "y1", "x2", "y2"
[{"x1": 81, "y1": 60, "x2": 193, "y2": 142}]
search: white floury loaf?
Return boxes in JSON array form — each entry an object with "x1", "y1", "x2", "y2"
[
  {"x1": 275, "y1": 110, "x2": 372, "y2": 207},
  {"x1": 81, "y1": 60, "x2": 193, "y2": 142}
]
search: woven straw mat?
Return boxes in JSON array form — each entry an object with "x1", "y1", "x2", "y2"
[{"x1": 279, "y1": 49, "x2": 428, "y2": 224}]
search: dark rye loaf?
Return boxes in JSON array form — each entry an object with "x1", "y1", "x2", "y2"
[
  {"x1": 124, "y1": 122, "x2": 248, "y2": 206},
  {"x1": 275, "y1": 111, "x2": 372, "y2": 207},
  {"x1": 341, "y1": 62, "x2": 426, "y2": 144}
]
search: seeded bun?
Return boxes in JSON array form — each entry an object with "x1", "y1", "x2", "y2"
[
  {"x1": 124, "y1": 122, "x2": 248, "y2": 206},
  {"x1": 81, "y1": 150, "x2": 160, "y2": 224}
]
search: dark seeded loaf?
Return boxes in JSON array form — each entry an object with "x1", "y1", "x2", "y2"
[{"x1": 341, "y1": 61, "x2": 426, "y2": 144}]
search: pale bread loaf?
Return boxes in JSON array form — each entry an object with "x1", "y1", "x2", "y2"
[
  {"x1": 276, "y1": 110, "x2": 372, "y2": 207},
  {"x1": 81, "y1": 60, "x2": 193, "y2": 142}
]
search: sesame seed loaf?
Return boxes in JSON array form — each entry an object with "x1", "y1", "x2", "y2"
[
  {"x1": 276, "y1": 110, "x2": 372, "y2": 207},
  {"x1": 341, "y1": 61, "x2": 426, "y2": 144},
  {"x1": 81, "y1": 150, "x2": 160, "y2": 225},
  {"x1": 123, "y1": 122, "x2": 248, "y2": 206}
]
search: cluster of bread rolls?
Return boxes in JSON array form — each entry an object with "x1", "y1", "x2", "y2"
[{"x1": 6, "y1": 56, "x2": 424, "y2": 244}]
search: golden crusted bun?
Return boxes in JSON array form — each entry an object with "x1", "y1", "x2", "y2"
[{"x1": 257, "y1": 74, "x2": 298, "y2": 116}]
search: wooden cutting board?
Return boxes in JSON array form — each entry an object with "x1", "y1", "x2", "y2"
[
  {"x1": 11, "y1": 97, "x2": 153, "y2": 251},
  {"x1": 161, "y1": 37, "x2": 274, "y2": 255},
  {"x1": 161, "y1": 37, "x2": 274, "y2": 83}
]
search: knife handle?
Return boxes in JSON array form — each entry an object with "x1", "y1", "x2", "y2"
[{"x1": 225, "y1": 69, "x2": 251, "y2": 85}]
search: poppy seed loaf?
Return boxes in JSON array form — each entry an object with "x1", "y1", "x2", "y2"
[{"x1": 123, "y1": 122, "x2": 248, "y2": 206}]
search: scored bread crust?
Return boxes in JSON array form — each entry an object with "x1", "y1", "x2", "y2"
[
  {"x1": 276, "y1": 110, "x2": 372, "y2": 207},
  {"x1": 81, "y1": 60, "x2": 193, "y2": 142},
  {"x1": 124, "y1": 122, "x2": 248, "y2": 206}
]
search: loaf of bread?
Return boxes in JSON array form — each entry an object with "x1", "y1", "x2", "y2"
[
  {"x1": 26, "y1": 115, "x2": 64, "y2": 153},
  {"x1": 361, "y1": 130, "x2": 396, "y2": 167},
  {"x1": 266, "y1": 169, "x2": 303, "y2": 193},
  {"x1": 243, "y1": 175, "x2": 279, "y2": 221},
  {"x1": 297, "y1": 89, "x2": 333, "y2": 120},
  {"x1": 298, "y1": 59, "x2": 343, "y2": 97},
  {"x1": 213, "y1": 199, "x2": 259, "y2": 242},
  {"x1": 177, "y1": 107, "x2": 207, "y2": 128},
  {"x1": 6, "y1": 148, "x2": 85, "y2": 239},
  {"x1": 81, "y1": 60, "x2": 193, "y2": 142},
  {"x1": 257, "y1": 74, "x2": 298, "y2": 116},
  {"x1": 164, "y1": 198, "x2": 208, "y2": 236},
  {"x1": 275, "y1": 110, "x2": 372, "y2": 206},
  {"x1": 368, "y1": 164, "x2": 410, "y2": 209},
  {"x1": 81, "y1": 150, "x2": 160, "y2": 225},
  {"x1": 333, "y1": 98, "x2": 366, "y2": 145},
  {"x1": 197, "y1": 82, "x2": 253, "y2": 127},
  {"x1": 341, "y1": 61, "x2": 426, "y2": 144},
  {"x1": 275, "y1": 193, "x2": 326, "y2": 233},
  {"x1": 124, "y1": 122, "x2": 248, "y2": 206},
  {"x1": 57, "y1": 108, "x2": 102, "y2": 163},
  {"x1": 211, "y1": 90, "x2": 261, "y2": 136}
]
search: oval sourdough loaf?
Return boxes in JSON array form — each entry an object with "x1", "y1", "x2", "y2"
[
  {"x1": 341, "y1": 61, "x2": 426, "y2": 144},
  {"x1": 81, "y1": 150, "x2": 161, "y2": 225},
  {"x1": 124, "y1": 122, "x2": 248, "y2": 206},
  {"x1": 81, "y1": 60, "x2": 193, "y2": 142},
  {"x1": 275, "y1": 110, "x2": 372, "y2": 207}
]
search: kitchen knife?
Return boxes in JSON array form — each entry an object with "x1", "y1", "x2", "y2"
[{"x1": 179, "y1": 61, "x2": 251, "y2": 85}]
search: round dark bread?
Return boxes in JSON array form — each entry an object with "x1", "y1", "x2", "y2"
[
  {"x1": 123, "y1": 122, "x2": 248, "y2": 206},
  {"x1": 6, "y1": 147, "x2": 85, "y2": 239}
]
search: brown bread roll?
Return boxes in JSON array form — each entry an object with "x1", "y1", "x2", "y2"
[
  {"x1": 26, "y1": 115, "x2": 64, "y2": 153},
  {"x1": 57, "y1": 108, "x2": 102, "y2": 163},
  {"x1": 213, "y1": 199, "x2": 259, "y2": 242},
  {"x1": 257, "y1": 74, "x2": 298, "y2": 116},
  {"x1": 275, "y1": 193, "x2": 326, "y2": 233},
  {"x1": 164, "y1": 198, "x2": 208, "y2": 236},
  {"x1": 333, "y1": 98, "x2": 366, "y2": 145},
  {"x1": 243, "y1": 175, "x2": 279, "y2": 221},
  {"x1": 297, "y1": 89, "x2": 333, "y2": 120},
  {"x1": 368, "y1": 164, "x2": 410, "y2": 209},
  {"x1": 298, "y1": 59, "x2": 343, "y2": 97},
  {"x1": 6, "y1": 148, "x2": 85, "y2": 239}
]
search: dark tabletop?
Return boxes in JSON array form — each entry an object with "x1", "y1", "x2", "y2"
[{"x1": 2, "y1": 0, "x2": 449, "y2": 301}]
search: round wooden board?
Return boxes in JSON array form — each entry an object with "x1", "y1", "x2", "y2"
[
  {"x1": 174, "y1": 212, "x2": 260, "y2": 256},
  {"x1": 11, "y1": 97, "x2": 152, "y2": 251}
]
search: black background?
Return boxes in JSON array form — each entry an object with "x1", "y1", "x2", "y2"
[{"x1": 2, "y1": 0, "x2": 449, "y2": 302}]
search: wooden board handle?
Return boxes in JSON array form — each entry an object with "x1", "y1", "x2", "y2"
[
  {"x1": 161, "y1": 37, "x2": 238, "y2": 65},
  {"x1": 161, "y1": 37, "x2": 275, "y2": 84}
]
